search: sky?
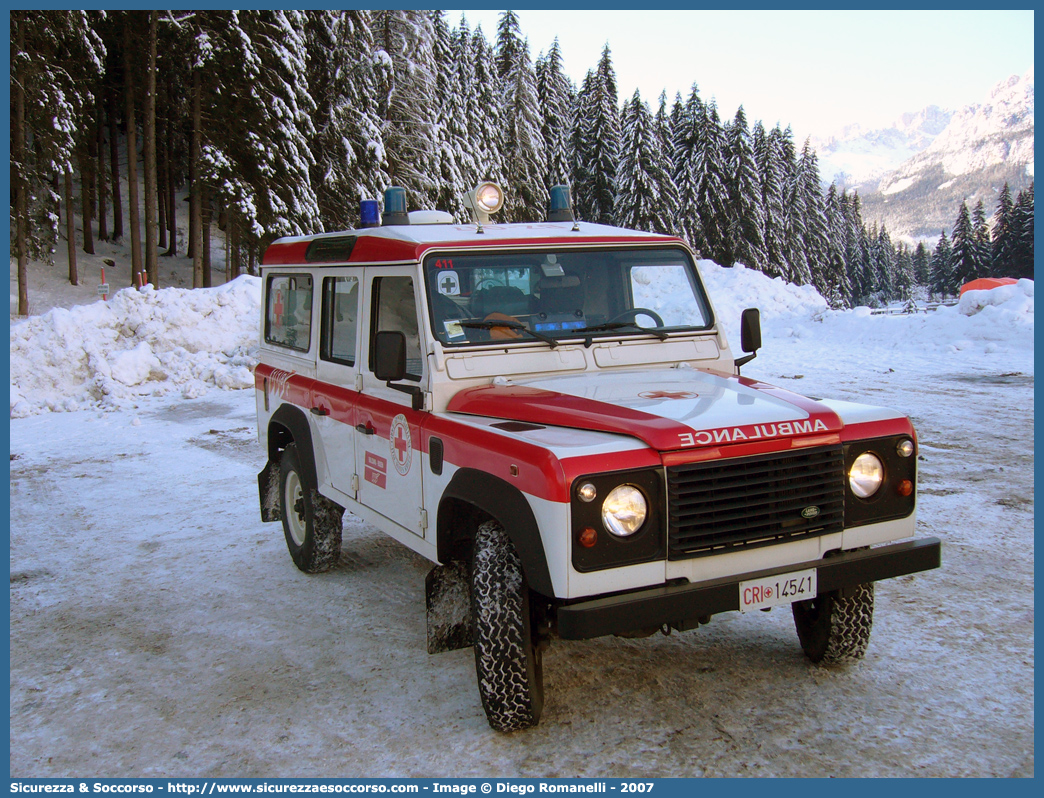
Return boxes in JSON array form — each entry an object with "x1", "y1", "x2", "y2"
[{"x1": 447, "y1": 9, "x2": 1034, "y2": 142}]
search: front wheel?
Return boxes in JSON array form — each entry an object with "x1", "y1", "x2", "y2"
[
  {"x1": 792, "y1": 582, "x2": 874, "y2": 665},
  {"x1": 279, "y1": 444, "x2": 344, "y2": 573},
  {"x1": 471, "y1": 519, "x2": 544, "y2": 732}
]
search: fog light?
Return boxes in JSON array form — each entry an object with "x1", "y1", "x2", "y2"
[
  {"x1": 579, "y1": 527, "x2": 598, "y2": 548},
  {"x1": 897, "y1": 479, "x2": 913, "y2": 497}
]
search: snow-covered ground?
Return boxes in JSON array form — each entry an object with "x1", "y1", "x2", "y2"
[{"x1": 9, "y1": 246, "x2": 1034, "y2": 776}]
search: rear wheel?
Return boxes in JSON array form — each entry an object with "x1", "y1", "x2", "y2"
[
  {"x1": 471, "y1": 519, "x2": 544, "y2": 732},
  {"x1": 792, "y1": 582, "x2": 874, "y2": 665},
  {"x1": 279, "y1": 444, "x2": 343, "y2": 573}
]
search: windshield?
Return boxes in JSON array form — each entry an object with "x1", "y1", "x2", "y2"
[{"x1": 424, "y1": 247, "x2": 712, "y2": 347}]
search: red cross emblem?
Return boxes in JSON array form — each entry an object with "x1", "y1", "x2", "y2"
[
  {"x1": 389, "y1": 414, "x2": 412, "y2": 476},
  {"x1": 273, "y1": 290, "x2": 284, "y2": 326},
  {"x1": 639, "y1": 390, "x2": 698, "y2": 400}
]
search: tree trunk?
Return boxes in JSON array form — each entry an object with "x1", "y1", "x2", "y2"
[
  {"x1": 202, "y1": 186, "x2": 212, "y2": 288},
  {"x1": 143, "y1": 10, "x2": 159, "y2": 287},
  {"x1": 165, "y1": 69, "x2": 177, "y2": 257},
  {"x1": 191, "y1": 67, "x2": 203, "y2": 287},
  {"x1": 108, "y1": 85, "x2": 123, "y2": 241},
  {"x1": 65, "y1": 171, "x2": 79, "y2": 286},
  {"x1": 80, "y1": 147, "x2": 95, "y2": 255},
  {"x1": 13, "y1": 18, "x2": 30, "y2": 316},
  {"x1": 96, "y1": 94, "x2": 108, "y2": 242},
  {"x1": 125, "y1": 23, "x2": 143, "y2": 286},
  {"x1": 157, "y1": 116, "x2": 167, "y2": 251}
]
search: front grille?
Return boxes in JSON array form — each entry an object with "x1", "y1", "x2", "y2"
[{"x1": 667, "y1": 445, "x2": 845, "y2": 559}]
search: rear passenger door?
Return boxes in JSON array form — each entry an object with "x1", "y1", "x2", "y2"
[
  {"x1": 354, "y1": 268, "x2": 428, "y2": 538},
  {"x1": 311, "y1": 272, "x2": 362, "y2": 500}
]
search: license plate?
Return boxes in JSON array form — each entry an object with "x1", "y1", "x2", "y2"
[{"x1": 739, "y1": 568, "x2": 817, "y2": 611}]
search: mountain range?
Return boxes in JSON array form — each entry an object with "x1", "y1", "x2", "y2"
[{"x1": 812, "y1": 67, "x2": 1034, "y2": 243}]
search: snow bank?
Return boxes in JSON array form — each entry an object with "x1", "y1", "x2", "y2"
[
  {"x1": 695, "y1": 261, "x2": 1033, "y2": 360},
  {"x1": 10, "y1": 276, "x2": 261, "y2": 417},
  {"x1": 8, "y1": 262, "x2": 1033, "y2": 418}
]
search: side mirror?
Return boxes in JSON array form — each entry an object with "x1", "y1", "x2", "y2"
[
  {"x1": 740, "y1": 308, "x2": 761, "y2": 354},
  {"x1": 373, "y1": 331, "x2": 407, "y2": 382},
  {"x1": 735, "y1": 308, "x2": 761, "y2": 370}
]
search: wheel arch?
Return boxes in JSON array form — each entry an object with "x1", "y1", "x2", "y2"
[
  {"x1": 437, "y1": 468, "x2": 554, "y2": 597},
  {"x1": 267, "y1": 403, "x2": 318, "y2": 488}
]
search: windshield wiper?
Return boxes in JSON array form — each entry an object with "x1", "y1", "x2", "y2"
[
  {"x1": 459, "y1": 320, "x2": 559, "y2": 348},
  {"x1": 573, "y1": 322, "x2": 669, "y2": 345}
]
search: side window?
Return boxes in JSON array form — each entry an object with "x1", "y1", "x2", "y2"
[
  {"x1": 320, "y1": 276, "x2": 359, "y2": 366},
  {"x1": 265, "y1": 274, "x2": 313, "y2": 351},
  {"x1": 371, "y1": 276, "x2": 422, "y2": 380}
]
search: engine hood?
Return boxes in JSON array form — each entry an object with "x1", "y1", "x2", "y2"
[{"x1": 446, "y1": 369, "x2": 843, "y2": 452}]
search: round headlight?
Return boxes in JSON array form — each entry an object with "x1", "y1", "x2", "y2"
[
  {"x1": 601, "y1": 485, "x2": 647, "y2": 537},
  {"x1": 849, "y1": 452, "x2": 884, "y2": 498}
]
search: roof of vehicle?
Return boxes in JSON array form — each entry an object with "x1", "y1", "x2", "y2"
[{"x1": 262, "y1": 221, "x2": 685, "y2": 266}]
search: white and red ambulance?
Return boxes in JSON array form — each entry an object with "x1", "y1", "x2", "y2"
[{"x1": 255, "y1": 183, "x2": 940, "y2": 732}]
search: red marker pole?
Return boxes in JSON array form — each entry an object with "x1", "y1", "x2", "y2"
[{"x1": 101, "y1": 267, "x2": 107, "y2": 301}]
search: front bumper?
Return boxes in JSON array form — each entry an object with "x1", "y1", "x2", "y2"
[{"x1": 556, "y1": 537, "x2": 941, "y2": 640}]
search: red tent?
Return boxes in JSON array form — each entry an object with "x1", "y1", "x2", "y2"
[{"x1": 959, "y1": 277, "x2": 1018, "y2": 296}]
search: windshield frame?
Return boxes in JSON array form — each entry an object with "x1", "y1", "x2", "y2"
[{"x1": 422, "y1": 244, "x2": 715, "y2": 349}]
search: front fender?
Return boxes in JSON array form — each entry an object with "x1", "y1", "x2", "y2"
[{"x1": 438, "y1": 468, "x2": 553, "y2": 597}]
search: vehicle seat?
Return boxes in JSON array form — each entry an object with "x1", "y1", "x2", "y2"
[{"x1": 470, "y1": 285, "x2": 531, "y2": 318}]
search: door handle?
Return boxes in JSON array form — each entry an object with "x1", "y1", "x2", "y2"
[
  {"x1": 310, "y1": 406, "x2": 329, "y2": 417},
  {"x1": 355, "y1": 423, "x2": 376, "y2": 435}
]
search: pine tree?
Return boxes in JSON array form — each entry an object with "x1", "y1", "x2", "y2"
[
  {"x1": 535, "y1": 39, "x2": 573, "y2": 191},
  {"x1": 757, "y1": 124, "x2": 789, "y2": 279},
  {"x1": 614, "y1": 90, "x2": 677, "y2": 234},
  {"x1": 10, "y1": 11, "x2": 104, "y2": 313},
  {"x1": 1011, "y1": 183, "x2": 1034, "y2": 279},
  {"x1": 199, "y1": 11, "x2": 321, "y2": 271},
  {"x1": 499, "y1": 35, "x2": 547, "y2": 221},
  {"x1": 305, "y1": 10, "x2": 388, "y2": 231},
  {"x1": 842, "y1": 191, "x2": 868, "y2": 303},
  {"x1": 872, "y1": 225, "x2": 895, "y2": 302},
  {"x1": 912, "y1": 242, "x2": 931, "y2": 288},
  {"x1": 797, "y1": 140, "x2": 829, "y2": 290},
  {"x1": 375, "y1": 9, "x2": 438, "y2": 208},
  {"x1": 929, "y1": 230, "x2": 953, "y2": 298},
  {"x1": 670, "y1": 86, "x2": 704, "y2": 251},
  {"x1": 821, "y1": 184, "x2": 853, "y2": 308},
  {"x1": 990, "y1": 183, "x2": 1016, "y2": 277},
  {"x1": 429, "y1": 11, "x2": 466, "y2": 216},
  {"x1": 692, "y1": 100, "x2": 730, "y2": 264},
  {"x1": 574, "y1": 45, "x2": 621, "y2": 224},
  {"x1": 948, "y1": 202, "x2": 977, "y2": 292},
  {"x1": 724, "y1": 107, "x2": 766, "y2": 270},
  {"x1": 494, "y1": 10, "x2": 522, "y2": 84},
  {"x1": 893, "y1": 242, "x2": 914, "y2": 301},
  {"x1": 971, "y1": 199, "x2": 991, "y2": 277},
  {"x1": 470, "y1": 26, "x2": 505, "y2": 191}
]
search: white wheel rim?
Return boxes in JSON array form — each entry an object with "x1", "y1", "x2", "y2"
[{"x1": 285, "y1": 470, "x2": 307, "y2": 546}]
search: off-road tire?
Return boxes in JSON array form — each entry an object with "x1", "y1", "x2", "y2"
[
  {"x1": 279, "y1": 444, "x2": 343, "y2": 573},
  {"x1": 471, "y1": 519, "x2": 544, "y2": 732},
  {"x1": 792, "y1": 582, "x2": 874, "y2": 665}
]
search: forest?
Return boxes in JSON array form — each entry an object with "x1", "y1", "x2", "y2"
[{"x1": 10, "y1": 9, "x2": 1035, "y2": 318}]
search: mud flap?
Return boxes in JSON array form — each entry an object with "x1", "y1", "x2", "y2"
[
  {"x1": 258, "y1": 460, "x2": 281, "y2": 522},
  {"x1": 426, "y1": 561, "x2": 473, "y2": 654}
]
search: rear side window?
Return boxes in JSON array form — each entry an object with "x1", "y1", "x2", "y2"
[
  {"x1": 265, "y1": 274, "x2": 313, "y2": 352},
  {"x1": 320, "y1": 276, "x2": 359, "y2": 366}
]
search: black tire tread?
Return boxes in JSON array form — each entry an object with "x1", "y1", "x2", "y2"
[
  {"x1": 280, "y1": 444, "x2": 343, "y2": 573},
  {"x1": 471, "y1": 519, "x2": 543, "y2": 732},
  {"x1": 793, "y1": 582, "x2": 874, "y2": 665}
]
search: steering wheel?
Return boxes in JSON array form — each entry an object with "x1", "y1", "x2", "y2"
[{"x1": 609, "y1": 307, "x2": 665, "y2": 328}]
